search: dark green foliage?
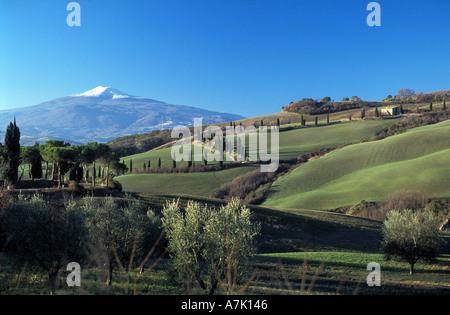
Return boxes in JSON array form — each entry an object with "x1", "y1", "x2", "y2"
[
  {"x1": 283, "y1": 99, "x2": 380, "y2": 115},
  {"x1": 21, "y1": 144, "x2": 42, "y2": 181},
  {"x1": 4, "y1": 119, "x2": 21, "y2": 182},
  {"x1": 1, "y1": 194, "x2": 88, "y2": 294},
  {"x1": 107, "y1": 129, "x2": 173, "y2": 156}
]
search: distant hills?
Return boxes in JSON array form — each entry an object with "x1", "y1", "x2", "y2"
[{"x1": 0, "y1": 86, "x2": 245, "y2": 145}]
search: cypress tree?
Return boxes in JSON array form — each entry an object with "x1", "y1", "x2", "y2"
[
  {"x1": 277, "y1": 118, "x2": 280, "y2": 127},
  {"x1": 361, "y1": 108, "x2": 365, "y2": 119},
  {"x1": 430, "y1": 102, "x2": 433, "y2": 111},
  {"x1": 158, "y1": 157, "x2": 161, "y2": 168},
  {"x1": 315, "y1": 116, "x2": 318, "y2": 126},
  {"x1": 301, "y1": 114, "x2": 305, "y2": 126},
  {"x1": 375, "y1": 107, "x2": 379, "y2": 118},
  {"x1": 4, "y1": 118, "x2": 21, "y2": 182},
  {"x1": 326, "y1": 113, "x2": 330, "y2": 124},
  {"x1": 129, "y1": 159, "x2": 133, "y2": 173},
  {"x1": 143, "y1": 163, "x2": 146, "y2": 172}
]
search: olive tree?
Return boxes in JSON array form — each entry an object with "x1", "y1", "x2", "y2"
[
  {"x1": 162, "y1": 198, "x2": 260, "y2": 295},
  {"x1": 380, "y1": 209, "x2": 444, "y2": 274},
  {"x1": 1, "y1": 194, "x2": 87, "y2": 294},
  {"x1": 80, "y1": 196, "x2": 161, "y2": 286}
]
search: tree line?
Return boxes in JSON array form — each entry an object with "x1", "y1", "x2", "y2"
[{"x1": 0, "y1": 120, "x2": 127, "y2": 188}]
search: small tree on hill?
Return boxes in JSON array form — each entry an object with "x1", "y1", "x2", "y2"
[{"x1": 380, "y1": 209, "x2": 444, "y2": 274}]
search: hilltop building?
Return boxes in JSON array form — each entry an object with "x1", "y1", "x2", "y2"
[{"x1": 380, "y1": 106, "x2": 401, "y2": 116}]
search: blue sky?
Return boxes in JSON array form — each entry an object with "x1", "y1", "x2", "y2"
[{"x1": 1, "y1": 0, "x2": 449, "y2": 117}]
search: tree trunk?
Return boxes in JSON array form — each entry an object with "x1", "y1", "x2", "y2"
[
  {"x1": 107, "y1": 260, "x2": 114, "y2": 286},
  {"x1": 29, "y1": 163, "x2": 34, "y2": 181},
  {"x1": 58, "y1": 166, "x2": 62, "y2": 187},
  {"x1": 92, "y1": 161, "x2": 96, "y2": 187},
  {"x1": 106, "y1": 164, "x2": 110, "y2": 187},
  {"x1": 51, "y1": 161, "x2": 56, "y2": 180},
  {"x1": 48, "y1": 271, "x2": 58, "y2": 295},
  {"x1": 409, "y1": 263, "x2": 414, "y2": 275}
]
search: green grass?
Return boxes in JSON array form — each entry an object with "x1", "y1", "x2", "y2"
[
  {"x1": 115, "y1": 118, "x2": 401, "y2": 196},
  {"x1": 252, "y1": 251, "x2": 450, "y2": 295},
  {"x1": 264, "y1": 119, "x2": 450, "y2": 210},
  {"x1": 115, "y1": 164, "x2": 260, "y2": 196},
  {"x1": 277, "y1": 119, "x2": 401, "y2": 159}
]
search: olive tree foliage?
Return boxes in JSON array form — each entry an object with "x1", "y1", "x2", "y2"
[
  {"x1": 162, "y1": 198, "x2": 260, "y2": 295},
  {"x1": 0, "y1": 194, "x2": 87, "y2": 295},
  {"x1": 76, "y1": 195, "x2": 161, "y2": 286},
  {"x1": 380, "y1": 209, "x2": 444, "y2": 274}
]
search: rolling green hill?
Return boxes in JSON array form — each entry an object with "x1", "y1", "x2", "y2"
[
  {"x1": 116, "y1": 119, "x2": 402, "y2": 196},
  {"x1": 115, "y1": 164, "x2": 259, "y2": 196},
  {"x1": 263, "y1": 119, "x2": 450, "y2": 210}
]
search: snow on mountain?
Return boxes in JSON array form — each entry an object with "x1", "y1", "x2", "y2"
[
  {"x1": 0, "y1": 87, "x2": 245, "y2": 145},
  {"x1": 75, "y1": 86, "x2": 134, "y2": 99}
]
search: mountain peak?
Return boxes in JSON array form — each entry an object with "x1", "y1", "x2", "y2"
[{"x1": 76, "y1": 86, "x2": 134, "y2": 99}]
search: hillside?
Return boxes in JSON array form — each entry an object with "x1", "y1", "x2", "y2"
[
  {"x1": 115, "y1": 118, "x2": 402, "y2": 196},
  {"x1": 263, "y1": 119, "x2": 450, "y2": 210}
]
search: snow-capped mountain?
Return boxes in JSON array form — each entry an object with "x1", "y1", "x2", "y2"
[{"x1": 0, "y1": 86, "x2": 245, "y2": 145}]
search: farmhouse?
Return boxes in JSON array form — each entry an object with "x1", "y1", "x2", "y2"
[{"x1": 380, "y1": 106, "x2": 401, "y2": 116}]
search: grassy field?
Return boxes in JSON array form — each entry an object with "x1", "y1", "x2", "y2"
[
  {"x1": 114, "y1": 118, "x2": 402, "y2": 197},
  {"x1": 252, "y1": 251, "x2": 450, "y2": 295},
  {"x1": 276, "y1": 119, "x2": 401, "y2": 159},
  {"x1": 264, "y1": 119, "x2": 450, "y2": 210},
  {"x1": 115, "y1": 164, "x2": 260, "y2": 196}
]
